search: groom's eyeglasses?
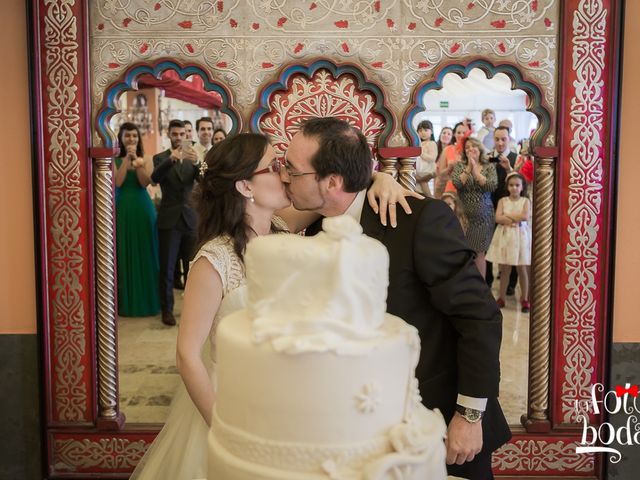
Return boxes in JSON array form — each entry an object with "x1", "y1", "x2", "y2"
[
  {"x1": 282, "y1": 157, "x2": 317, "y2": 178},
  {"x1": 253, "y1": 159, "x2": 283, "y2": 176}
]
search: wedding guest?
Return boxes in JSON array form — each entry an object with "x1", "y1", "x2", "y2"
[
  {"x1": 498, "y1": 119, "x2": 518, "y2": 153},
  {"x1": 476, "y1": 108, "x2": 496, "y2": 151},
  {"x1": 114, "y1": 122, "x2": 160, "y2": 317},
  {"x1": 435, "y1": 120, "x2": 471, "y2": 198},
  {"x1": 486, "y1": 126, "x2": 519, "y2": 291},
  {"x1": 213, "y1": 128, "x2": 227, "y2": 144},
  {"x1": 437, "y1": 126, "x2": 453, "y2": 159},
  {"x1": 451, "y1": 137, "x2": 498, "y2": 278},
  {"x1": 193, "y1": 117, "x2": 214, "y2": 162},
  {"x1": 486, "y1": 172, "x2": 531, "y2": 313},
  {"x1": 183, "y1": 120, "x2": 194, "y2": 143},
  {"x1": 151, "y1": 119, "x2": 200, "y2": 326},
  {"x1": 415, "y1": 120, "x2": 438, "y2": 197},
  {"x1": 441, "y1": 191, "x2": 468, "y2": 234}
]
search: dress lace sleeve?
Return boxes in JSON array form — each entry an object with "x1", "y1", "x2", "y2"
[{"x1": 190, "y1": 237, "x2": 243, "y2": 296}]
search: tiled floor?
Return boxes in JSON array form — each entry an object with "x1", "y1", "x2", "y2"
[
  {"x1": 496, "y1": 289, "x2": 530, "y2": 425},
  {"x1": 118, "y1": 290, "x2": 183, "y2": 424},
  {"x1": 118, "y1": 284, "x2": 529, "y2": 425}
]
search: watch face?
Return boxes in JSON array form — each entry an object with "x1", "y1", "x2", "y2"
[
  {"x1": 466, "y1": 409, "x2": 481, "y2": 422},
  {"x1": 459, "y1": 407, "x2": 482, "y2": 423},
  {"x1": 455, "y1": 405, "x2": 483, "y2": 422}
]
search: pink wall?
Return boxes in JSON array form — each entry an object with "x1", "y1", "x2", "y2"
[
  {"x1": 0, "y1": 0, "x2": 36, "y2": 334},
  {"x1": 612, "y1": 1, "x2": 640, "y2": 342}
]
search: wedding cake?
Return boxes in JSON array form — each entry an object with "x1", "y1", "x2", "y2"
[{"x1": 208, "y1": 216, "x2": 447, "y2": 479}]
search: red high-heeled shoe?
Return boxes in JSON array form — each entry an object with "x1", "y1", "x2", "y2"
[
  {"x1": 521, "y1": 300, "x2": 530, "y2": 313},
  {"x1": 496, "y1": 298, "x2": 505, "y2": 308}
]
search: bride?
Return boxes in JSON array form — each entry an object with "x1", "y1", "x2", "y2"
[{"x1": 130, "y1": 132, "x2": 417, "y2": 479}]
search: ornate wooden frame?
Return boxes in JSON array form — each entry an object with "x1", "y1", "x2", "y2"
[{"x1": 32, "y1": 1, "x2": 620, "y2": 478}]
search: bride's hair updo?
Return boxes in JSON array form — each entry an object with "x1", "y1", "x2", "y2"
[{"x1": 192, "y1": 133, "x2": 277, "y2": 259}]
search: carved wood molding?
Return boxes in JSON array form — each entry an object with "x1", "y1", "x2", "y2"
[
  {"x1": 33, "y1": 1, "x2": 620, "y2": 477},
  {"x1": 37, "y1": 0, "x2": 94, "y2": 424}
]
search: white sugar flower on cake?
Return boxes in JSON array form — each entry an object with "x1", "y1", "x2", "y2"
[
  {"x1": 389, "y1": 407, "x2": 448, "y2": 457},
  {"x1": 355, "y1": 382, "x2": 381, "y2": 414}
]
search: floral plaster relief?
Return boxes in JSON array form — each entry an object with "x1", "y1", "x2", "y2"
[{"x1": 90, "y1": 0, "x2": 558, "y2": 146}]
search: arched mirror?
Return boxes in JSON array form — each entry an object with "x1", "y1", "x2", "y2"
[
  {"x1": 111, "y1": 90, "x2": 231, "y2": 424},
  {"x1": 96, "y1": 62, "x2": 241, "y2": 426},
  {"x1": 412, "y1": 68, "x2": 538, "y2": 425},
  {"x1": 406, "y1": 63, "x2": 551, "y2": 431}
]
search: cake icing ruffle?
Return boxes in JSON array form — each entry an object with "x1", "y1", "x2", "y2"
[
  {"x1": 210, "y1": 404, "x2": 447, "y2": 480},
  {"x1": 247, "y1": 216, "x2": 391, "y2": 355}
]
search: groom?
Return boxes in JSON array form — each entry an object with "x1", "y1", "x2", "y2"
[{"x1": 281, "y1": 118, "x2": 510, "y2": 480}]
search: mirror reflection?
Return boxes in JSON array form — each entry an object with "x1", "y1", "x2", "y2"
[
  {"x1": 111, "y1": 74, "x2": 232, "y2": 423},
  {"x1": 413, "y1": 68, "x2": 538, "y2": 424},
  {"x1": 109, "y1": 67, "x2": 538, "y2": 426}
]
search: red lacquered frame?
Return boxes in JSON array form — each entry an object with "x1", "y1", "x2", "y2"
[{"x1": 31, "y1": 0, "x2": 621, "y2": 478}]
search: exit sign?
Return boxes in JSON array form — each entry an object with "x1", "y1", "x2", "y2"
[{"x1": 440, "y1": 101, "x2": 449, "y2": 108}]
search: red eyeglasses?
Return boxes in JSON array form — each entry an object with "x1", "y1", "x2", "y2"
[{"x1": 253, "y1": 158, "x2": 283, "y2": 176}]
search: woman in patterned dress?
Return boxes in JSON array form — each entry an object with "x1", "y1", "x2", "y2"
[{"x1": 451, "y1": 137, "x2": 498, "y2": 278}]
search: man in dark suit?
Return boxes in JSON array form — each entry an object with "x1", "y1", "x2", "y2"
[
  {"x1": 486, "y1": 126, "x2": 519, "y2": 291},
  {"x1": 151, "y1": 119, "x2": 200, "y2": 326},
  {"x1": 282, "y1": 118, "x2": 510, "y2": 480}
]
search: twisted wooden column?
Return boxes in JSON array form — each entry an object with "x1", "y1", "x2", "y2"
[
  {"x1": 378, "y1": 147, "x2": 421, "y2": 190},
  {"x1": 93, "y1": 154, "x2": 125, "y2": 429},
  {"x1": 522, "y1": 152, "x2": 556, "y2": 432},
  {"x1": 397, "y1": 157, "x2": 417, "y2": 191},
  {"x1": 378, "y1": 157, "x2": 398, "y2": 177}
]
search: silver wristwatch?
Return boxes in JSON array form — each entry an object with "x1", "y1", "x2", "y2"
[{"x1": 455, "y1": 405, "x2": 484, "y2": 423}]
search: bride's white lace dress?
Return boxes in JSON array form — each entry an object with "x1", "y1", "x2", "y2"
[{"x1": 130, "y1": 235, "x2": 246, "y2": 480}]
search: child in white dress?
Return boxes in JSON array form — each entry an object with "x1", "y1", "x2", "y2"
[
  {"x1": 415, "y1": 120, "x2": 438, "y2": 197},
  {"x1": 486, "y1": 172, "x2": 531, "y2": 312}
]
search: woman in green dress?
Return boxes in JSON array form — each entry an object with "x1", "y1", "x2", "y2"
[{"x1": 114, "y1": 122, "x2": 161, "y2": 316}]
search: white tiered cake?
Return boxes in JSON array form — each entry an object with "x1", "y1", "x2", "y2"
[{"x1": 208, "y1": 216, "x2": 447, "y2": 479}]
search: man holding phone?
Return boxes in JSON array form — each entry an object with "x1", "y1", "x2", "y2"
[
  {"x1": 151, "y1": 119, "x2": 200, "y2": 326},
  {"x1": 486, "y1": 125, "x2": 519, "y2": 291}
]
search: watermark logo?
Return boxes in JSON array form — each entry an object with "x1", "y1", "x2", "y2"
[{"x1": 574, "y1": 382, "x2": 640, "y2": 463}]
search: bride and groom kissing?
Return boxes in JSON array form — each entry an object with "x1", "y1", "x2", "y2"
[{"x1": 133, "y1": 117, "x2": 510, "y2": 480}]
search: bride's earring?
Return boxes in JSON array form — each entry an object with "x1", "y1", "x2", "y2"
[{"x1": 249, "y1": 193, "x2": 255, "y2": 203}]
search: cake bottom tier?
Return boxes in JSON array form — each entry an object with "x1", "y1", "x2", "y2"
[{"x1": 208, "y1": 405, "x2": 448, "y2": 480}]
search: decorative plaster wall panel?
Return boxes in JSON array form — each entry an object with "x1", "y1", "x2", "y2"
[{"x1": 89, "y1": 0, "x2": 559, "y2": 145}]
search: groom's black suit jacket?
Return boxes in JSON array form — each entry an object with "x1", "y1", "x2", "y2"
[{"x1": 306, "y1": 196, "x2": 511, "y2": 455}]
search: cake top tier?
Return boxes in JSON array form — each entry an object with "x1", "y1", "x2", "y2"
[{"x1": 245, "y1": 215, "x2": 390, "y2": 354}]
